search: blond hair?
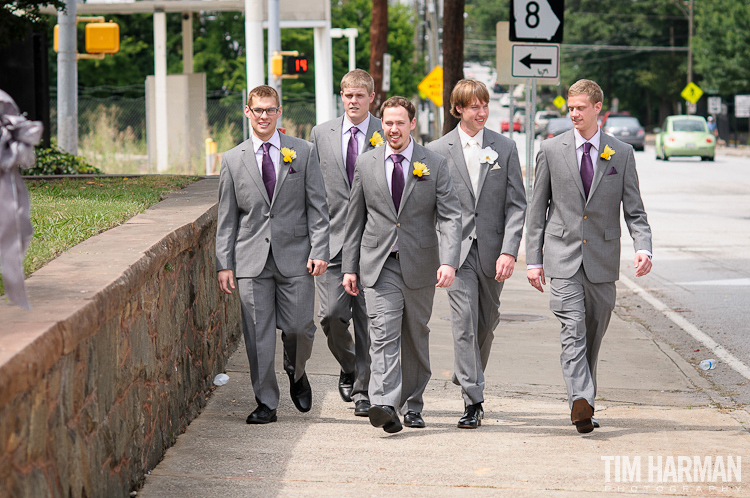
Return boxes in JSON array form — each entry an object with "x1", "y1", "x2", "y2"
[
  {"x1": 340, "y1": 69, "x2": 375, "y2": 95},
  {"x1": 449, "y1": 79, "x2": 490, "y2": 118},
  {"x1": 567, "y1": 79, "x2": 603, "y2": 105},
  {"x1": 247, "y1": 85, "x2": 280, "y2": 107}
]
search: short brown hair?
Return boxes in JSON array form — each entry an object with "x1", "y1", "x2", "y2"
[
  {"x1": 340, "y1": 69, "x2": 375, "y2": 95},
  {"x1": 567, "y1": 79, "x2": 603, "y2": 105},
  {"x1": 247, "y1": 85, "x2": 280, "y2": 107},
  {"x1": 450, "y1": 79, "x2": 490, "y2": 118},
  {"x1": 380, "y1": 96, "x2": 416, "y2": 121}
]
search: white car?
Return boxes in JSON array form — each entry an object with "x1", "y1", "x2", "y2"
[{"x1": 534, "y1": 110, "x2": 562, "y2": 136}]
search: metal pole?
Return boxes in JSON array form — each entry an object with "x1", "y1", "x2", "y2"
[
  {"x1": 508, "y1": 84, "x2": 514, "y2": 140},
  {"x1": 348, "y1": 31, "x2": 356, "y2": 72},
  {"x1": 182, "y1": 12, "x2": 194, "y2": 74},
  {"x1": 242, "y1": 88, "x2": 249, "y2": 141},
  {"x1": 268, "y1": 0, "x2": 281, "y2": 98},
  {"x1": 245, "y1": 0, "x2": 264, "y2": 92},
  {"x1": 57, "y1": 0, "x2": 77, "y2": 154},
  {"x1": 525, "y1": 78, "x2": 536, "y2": 204}
]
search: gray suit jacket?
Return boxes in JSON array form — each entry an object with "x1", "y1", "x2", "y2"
[
  {"x1": 427, "y1": 126, "x2": 527, "y2": 278},
  {"x1": 310, "y1": 114, "x2": 382, "y2": 259},
  {"x1": 216, "y1": 133, "x2": 330, "y2": 278},
  {"x1": 342, "y1": 142, "x2": 461, "y2": 289},
  {"x1": 526, "y1": 130, "x2": 652, "y2": 283}
]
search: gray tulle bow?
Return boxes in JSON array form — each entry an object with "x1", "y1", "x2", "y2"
[{"x1": 0, "y1": 89, "x2": 43, "y2": 309}]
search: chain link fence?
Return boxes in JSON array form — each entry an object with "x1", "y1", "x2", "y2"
[{"x1": 50, "y1": 85, "x2": 318, "y2": 175}]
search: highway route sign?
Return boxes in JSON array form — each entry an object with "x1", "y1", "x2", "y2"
[
  {"x1": 681, "y1": 82, "x2": 703, "y2": 104},
  {"x1": 511, "y1": 44, "x2": 559, "y2": 79},
  {"x1": 510, "y1": 0, "x2": 564, "y2": 43}
]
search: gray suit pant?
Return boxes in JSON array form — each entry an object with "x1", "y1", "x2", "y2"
[
  {"x1": 447, "y1": 241, "x2": 502, "y2": 405},
  {"x1": 550, "y1": 266, "x2": 616, "y2": 411},
  {"x1": 364, "y1": 256, "x2": 434, "y2": 414},
  {"x1": 237, "y1": 252, "x2": 316, "y2": 410},
  {"x1": 315, "y1": 252, "x2": 370, "y2": 402}
]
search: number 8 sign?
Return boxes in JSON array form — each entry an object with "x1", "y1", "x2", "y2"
[{"x1": 509, "y1": 0, "x2": 564, "y2": 43}]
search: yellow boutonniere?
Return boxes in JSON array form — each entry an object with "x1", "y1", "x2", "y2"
[
  {"x1": 600, "y1": 145, "x2": 615, "y2": 160},
  {"x1": 281, "y1": 147, "x2": 297, "y2": 163},
  {"x1": 412, "y1": 161, "x2": 430, "y2": 178},
  {"x1": 369, "y1": 131, "x2": 385, "y2": 147}
]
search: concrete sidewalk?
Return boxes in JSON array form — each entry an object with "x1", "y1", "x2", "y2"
[{"x1": 138, "y1": 260, "x2": 749, "y2": 497}]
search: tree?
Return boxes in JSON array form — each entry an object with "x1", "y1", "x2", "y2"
[
  {"x1": 1, "y1": 0, "x2": 63, "y2": 49},
  {"x1": 442, "y1": 0, "x2": 465, "y2": 133}
]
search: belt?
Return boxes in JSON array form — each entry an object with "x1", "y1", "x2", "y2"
[{"x1": 388, "y1": 251, "x2": 400, "y2": 260}]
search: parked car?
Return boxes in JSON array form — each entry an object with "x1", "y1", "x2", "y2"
[
  {"x1": 654, "y1": 115, "x2": 715, "y2": 161},
  {"x1": 499, "y1": 108, "x2": 521, "y2": 132},
  {"x1": 541, "y1": 117, "x2": 574, "y2": 139},
  {"x1": 534, "y1": 110, "x2": 561, "y2": 136},
  {"x1": 512, "y1": 109, "x2": 526, "y2": 132},
  {"x1": 600, "y1": 111, "x2": 631, "y2": 128},
  {"x1": 601, "y1": 116, "x2": 645, "y2": 151}
]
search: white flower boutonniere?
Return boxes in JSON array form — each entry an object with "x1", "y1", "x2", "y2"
[
  {"x1": 281, "y1": 147, "x2": 296, "y2": 163},
  {"x1": 369, "y1": 131, "x2": 385, "y2": 147},
  {"x1": 412, "y1": 161, "x2": 430, "y2": 178},
  {"x1": 478, "y1": 147, "x2": 498, "y2": 164}
]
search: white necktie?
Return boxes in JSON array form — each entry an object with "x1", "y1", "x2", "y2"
[{"x1": 466, "y1": 139, "x2": 481, "y2": 195}]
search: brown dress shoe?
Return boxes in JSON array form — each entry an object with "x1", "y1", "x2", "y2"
[{"x1": 571, "y1": 398, "x2": 594, "y2": 434}]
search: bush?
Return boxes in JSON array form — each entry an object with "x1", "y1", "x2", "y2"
[{"x1": 25, "y1": 145, "x2": 103, "y2": 175}]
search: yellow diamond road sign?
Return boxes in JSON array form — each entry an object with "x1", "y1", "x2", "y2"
[
  {"x1": 553, "y1": 95, "x2": 566, "y2": 109},
  {"x1": 681, "y1": 82, "x2": 703, "y2": 104},
  {"x1": 418, "y1": 66, "x2": 443, "y2": 107}
]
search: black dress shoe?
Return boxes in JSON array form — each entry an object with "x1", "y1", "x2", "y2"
[
  {"x1": 571, "y1": 398, "x2": 595, "y2": 434},
  {"x1": 592, "y1": 417, "x2": 600, "y2": 428},
  {"x1": 246, "y1": 404, "x2": 277, "y2": 424},
  {"x1": 368, "y1": 405, "x2": 402, "y2": 433},
  {"x1": 403, "y1": 411, "x2": 425, "y2": 428},
  {"x1": 457, "y1": 402, "x2": 483, "y2": 429},
  {"x1": 287, "y1": 371, "x2": 312, "y2": 412},
  {"x1": 338, "y1": 370, "x2": 355, "y2": 402},
  {"x1": 354, "y1": 399, "x2": 371, "y2": 417}
]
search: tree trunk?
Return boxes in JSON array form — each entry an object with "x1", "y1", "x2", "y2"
[
  {"x1": 442, "y1": 0, "x2": 465, "y2": 134},
  {"x1": 370, "y1": 0, "x2": 388, "y2": 116}
]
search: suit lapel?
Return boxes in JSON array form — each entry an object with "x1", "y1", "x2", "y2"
[
  {"x1": 447, "y1": 128, "x2": 474, "y2": 200},
  {"x1": 327, "y1": 117, "x2": 348, "y2": 184},
  {"x1": 273, "y1": 134, "x2": 293, "y2": 207},
  {"x1": 362, "y1": 115, "x2": 383, "y2": 153},
  {"x1": 372, "y1": 147, "x2": 397, "y2": 217},
  {"x1": 560, "y1": 131, "x2": 586, "y2": 199},
  {"x1": 589, "y1": 136, "x2": 615, "y2": 199},
  {"x1": 399, "y1": 144, "x2": 423, "y2": 216},
  {"x1": 240, "y1": 140, "x2": 271, "y2": 205},
  {"x1": 477, "y1": 132, "x2": 497, "y2": 200}
]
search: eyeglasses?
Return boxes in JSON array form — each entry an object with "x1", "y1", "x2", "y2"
[{"x1": 248, "y1": 107, "x2": 280, "y2": 117}]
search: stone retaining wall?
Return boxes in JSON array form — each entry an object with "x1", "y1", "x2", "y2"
[{"x1": 0, "y1": 179, "x2": 241, "y2": 498}]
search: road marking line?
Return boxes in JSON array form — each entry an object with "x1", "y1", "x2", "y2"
[
  {"x1": 675, "y1": 278, "x2": 750, "y2": 286},
  {"x1": 620, "y1": 274, "x2": 750, "y2": 382}
]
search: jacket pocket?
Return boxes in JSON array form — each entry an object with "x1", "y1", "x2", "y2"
[
  {"x1": 294, "y1": 223, "x2": 308, "y2": 237},
  {"x1": 362, "y1": 234, "x2": 378, "y2": 247},
  {"x1": 545, "y1": 221, "x2": 565, "y2": 238},
  {"x1": 604, "y1": 227, "x2": 621, "y2": 240}
]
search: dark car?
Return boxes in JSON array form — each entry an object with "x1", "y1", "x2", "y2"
[
  {"x1": 601, "y1": 116, "x2": 645, "y2": 151},
  {"x1": 542, "y1": 117, "x2": 574, "y2": 139}
]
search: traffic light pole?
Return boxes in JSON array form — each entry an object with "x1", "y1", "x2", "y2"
[
  {"x1": 57, "y1": 0, "x2": 77, "y2": 154},
  {"x1": 267, "y1": 0, "x2": 281, "y2": 100}
]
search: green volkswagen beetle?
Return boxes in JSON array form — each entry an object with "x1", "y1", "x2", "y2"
[{"x1": 655, "y1": 115, "x2": 716, "y2": 161}]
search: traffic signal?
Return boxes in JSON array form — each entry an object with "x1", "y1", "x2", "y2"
[
  {"x1": 286, "y1": 55, "x2": 309, "y2": 75},
  {"x1": 271, "y1": 53, "x2": 283, "y2": 77}
]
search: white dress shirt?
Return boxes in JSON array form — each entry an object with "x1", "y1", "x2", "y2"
[{"x1": 341, "y1": 115, "x2": 369, "y2": 162}]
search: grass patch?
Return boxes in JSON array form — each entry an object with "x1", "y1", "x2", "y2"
[{"x1": 0, "y1": 176, "x2": 200, "y2": 297}]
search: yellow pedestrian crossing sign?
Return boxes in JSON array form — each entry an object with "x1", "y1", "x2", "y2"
[
  {"x1": 681, "y1": 82, "x2": 703, "y2": 104},
  {"x1": 418, "y1": 66, "x2": 443, "y2": 107},
  {"x1": 553, "y1": 95, "x2": 566, "y2": 109}
]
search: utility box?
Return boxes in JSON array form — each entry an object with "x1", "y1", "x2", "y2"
[
  {"x1": 145, "y1": 73, "x2": 207, "y2": 172},
  {"x1": 85, "y1": 22, "x2": 120, "y2": 54}
]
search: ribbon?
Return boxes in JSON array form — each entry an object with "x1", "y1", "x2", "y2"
[{"x1": 0, "y1": 89, "x2": 42, "y2": 309}]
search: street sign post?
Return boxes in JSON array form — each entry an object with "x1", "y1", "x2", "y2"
[
  {"x1": 510, "y1": 0, "x2": 564, "y2": 43},
  {"x1": 511, "y1": 44, "x2": 559, "y2": 79}
]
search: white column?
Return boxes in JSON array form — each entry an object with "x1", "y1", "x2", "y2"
[
  {"x1": 154, "y1": 9, "x2": 169, "y2": 172},
  {"x1": 347, "y1": 29, "x2": 357, "y2": 72},
  {"x1": 314, "y1": 25, "x2": 334, "y2": 124},
  {"x1": 57, "y1": 0, "x2": 77, "y2": 154},
  {"x1": 245, "y1": 0, "x2": 265, "y2": 93},
  {"x1": 182, "y1": 12, "x2": 193, "y2": 74},
  {"x1": 267, "y1": 0, "x2": 281, "y2": 97}
]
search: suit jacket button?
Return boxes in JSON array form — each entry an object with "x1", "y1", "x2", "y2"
[
  {"x1": 265, "y1": 238, "x2": 269, "y2": 243},
  {"x1": 397, "y1": 223, "x2": 401, "y2": 227},
  {"x1": 269, "y1": 214, "x2": 274, "y2": 218},
  {"x1": 583, "y1": 239, "x2": 587, "y2": 244},
  {"x1": 583, "y1": 215, "x2": 587, "y2": 220}
]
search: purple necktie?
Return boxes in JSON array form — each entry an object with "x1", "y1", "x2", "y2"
[
  {"x1": 346, "y1": 127, "x2": 359, "y2": 185},
  {"x1": 261, "y1": 142, "x2": 276, "y2": 201},
  {"x1": 391, "y1": 154, "x2": 405, "y2": 212},
  {"x1": 580, "y1": 142, "x2": 594, "y2": 198}
]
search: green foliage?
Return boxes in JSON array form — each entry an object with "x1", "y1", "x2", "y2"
[
  {"x1": 694, "y1": 0, "x2": 750, "y2": 96},
  {"x1": 26, "y1": 145, "x2": 103, "y2": 175},
  {"x1": 0, "y1": 176, "x2": 198, "y2": 296},
  {"x1": 1, "y1": 0, "x2": 63, "y2": 49}
]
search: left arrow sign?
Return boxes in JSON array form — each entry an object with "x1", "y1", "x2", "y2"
[{"x1": 520, "y1": 54, "x2": 552, "y2": 68}]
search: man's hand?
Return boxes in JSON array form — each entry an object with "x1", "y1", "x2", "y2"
[
  {"x1": 218, "y1": 269, "x2": 235, "y2": 295},
  {"x1": 527, "y1": 268, "x2": 546, "y2": 293},
  {"x1": 634, "y1": 253, "x2": 652, "y2": 277},
  {"x1": 436, "y1": 264, "x2": 456, "y2": 288},
  {"x1": 307, "y1": 259, "x2": 329, "y2": 276},
  {"x1": 343, "y1": 273, "x2": 359, "y2": 296},
  {"x1": 495, "y1": 253, "x2": 516, "y2": 282}
]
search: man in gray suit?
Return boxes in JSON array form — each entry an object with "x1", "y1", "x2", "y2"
[
  {"x1": 216, "y1": 85, "x2": 330, "y2": 425},
  {"x1": 427, "y1": 79, "x2": 526, "y2": 429},
  {"x1": 342, "y1": 96, "x2": 461, "y2": 433},
  {"x1": 309, "y1": 70, "x2": 382, "y2": 415},
  {"x1": 526, "y1": 79, "x2": 652, "y2": 434}
]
